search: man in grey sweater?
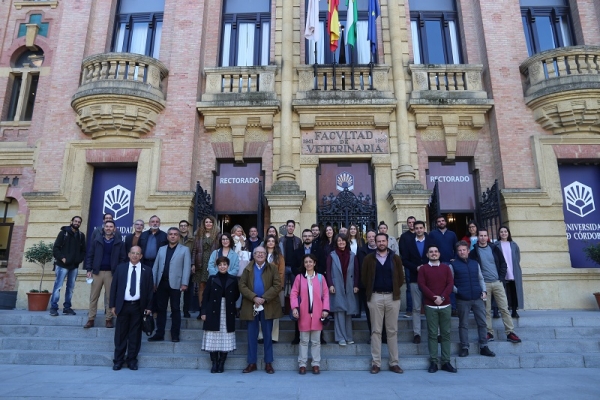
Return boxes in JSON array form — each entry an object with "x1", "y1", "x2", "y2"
[{"x1": 469, "y1": 228, "x2": 522, "y2": 344}]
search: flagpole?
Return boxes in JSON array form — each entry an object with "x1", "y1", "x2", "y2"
[{"x1": 313, "y1": 42, "x2": 319, "y2": 90}]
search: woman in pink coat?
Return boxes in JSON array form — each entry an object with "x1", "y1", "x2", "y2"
[{"x1": 291, "y1": 254, "x2": 329, "y2": 375}]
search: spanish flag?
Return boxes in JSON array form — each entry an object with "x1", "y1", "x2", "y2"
[{"x1": 328, "y1": 0, "x2": 340, "y2": 52}]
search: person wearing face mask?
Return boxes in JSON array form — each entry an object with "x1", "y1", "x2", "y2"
[
  {"x1": 84, "y1": 220, "x2": 127, "y2": 329},
  {"x1": 200, "y1": 256, "x2": 240, "y2": 373}
]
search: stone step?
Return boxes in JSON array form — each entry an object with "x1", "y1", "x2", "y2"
[
  {"x1": 0, "y1": 348, "x2": 597, "y2": 370},
  {"x1": 1, "y1": 335, "x2": 598, "y2": 356}
]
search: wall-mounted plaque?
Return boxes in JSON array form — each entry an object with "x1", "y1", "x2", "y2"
[{"x1": 301, "y1": 130, "x2": 389, "y2": 155}]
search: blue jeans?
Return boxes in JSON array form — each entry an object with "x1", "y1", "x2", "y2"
[
  {"x1": 50, "y1": 266, "x2": 78, "y2": 310},
  {"x1": 247, "y1": 311, "x2": 273, "y2": 364}
]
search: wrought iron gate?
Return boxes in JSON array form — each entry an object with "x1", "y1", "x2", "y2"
[
  {"x1": 478, "y1": 179, "x2": 502, "y2": 241},
  {"x1": 317, "y1": 188, "x2": 377, "y2": 232},
  {"x1": 428, "y1": 180, "x2": 440, "y2": 231},
  {"x1": 193, "y1": 181, "x2": 214, "y2": 231}
]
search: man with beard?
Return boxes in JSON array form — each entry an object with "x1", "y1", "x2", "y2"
[
  {"x1": 50, "y1": 216, "x2": 87, "y2": 316},
  {"x1": 139, "y1": 215, "x2": 168, "y2": 268}
]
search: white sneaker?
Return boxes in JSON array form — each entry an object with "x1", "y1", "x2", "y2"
[
  {"x1": 347, "y1": 340, "x2": 355, "y2": 345},
  {"x1": 338, "y1": 340, "x2": 347, "y2": 346}
]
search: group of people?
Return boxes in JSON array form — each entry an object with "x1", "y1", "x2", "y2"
[{"x1": 48, "y1": 212, "x2": 524, "y2": 374}]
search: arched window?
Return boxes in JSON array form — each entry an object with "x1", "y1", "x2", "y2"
[{"x1": 2, "y1": 49, "x2": 44, "y2": 122}]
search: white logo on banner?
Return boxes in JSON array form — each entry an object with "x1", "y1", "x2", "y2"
[
  {"x1": 336, "y1": 172, "x2": 354, "y2": 191},
  {"x1": 103, "y1": 185, "x2": 131, "y2": 221},
  {"x1": 563, "y1": 181, "x2": 595, "y2": 218}
]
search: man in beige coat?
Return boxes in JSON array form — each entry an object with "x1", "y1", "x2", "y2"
[{"x1": 239, "y1": 246, "x2": 282, "y2": 374}]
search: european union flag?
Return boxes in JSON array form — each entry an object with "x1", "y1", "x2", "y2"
[{"x1": 367, "y1": 0, "x2": 380, "y2": 56}]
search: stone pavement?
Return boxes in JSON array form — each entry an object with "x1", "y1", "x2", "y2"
[{"x1": 0, "y1": 364, "x2": 598, "y2": 399}]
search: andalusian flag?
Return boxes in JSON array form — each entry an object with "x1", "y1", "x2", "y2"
[
  {"x1": 328, "y1": 0, "x2": 340, "y2": 52},
  {"x1": 346, "y1": 0, "x2": 358, "y2": 48}
]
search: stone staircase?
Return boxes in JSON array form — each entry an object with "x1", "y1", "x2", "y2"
[{"x1": 0, "y1": 309, "x2": 599, "y2": 371}]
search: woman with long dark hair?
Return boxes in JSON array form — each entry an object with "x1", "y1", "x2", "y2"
[
  {"x1": 348, "y1": 224, "x2": 364, "y2": 254},
  {"x1": 318, "y1": 225, "x2": 335, "y2": 275},
  {"x1": 496, "y1": 226, "x2": 523, "y2": 318},
  {"x1": 258, "y1": 235, "x2": 285, "y2": 343},
  {"x1": 461, "y1": 220, "x2": 479, "y2": 250},
  {"x1": 326, "y1": 234, "x2": 359, "y2": 346},
  {"x1": 192, "y1": 215, "x2": 219, "y2": 316},
  {"x1": 200, "y1": 256, "x2": 240, "y2": 373}
]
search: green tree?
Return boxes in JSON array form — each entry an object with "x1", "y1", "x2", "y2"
[{"x1": 24, "y1": 241, "x2": 54, "y2": 292}]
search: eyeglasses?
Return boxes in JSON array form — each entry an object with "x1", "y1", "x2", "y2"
[
  {"x1": 129, "y1": 252, "x2": 142, "y2": 256},
  {"x1": 254, "y1": 251, "x2": 266, "y2": 255}
]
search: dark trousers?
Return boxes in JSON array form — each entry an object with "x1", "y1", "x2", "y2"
[
  {"x1": 404, "y1": 268, "x2": 413, "y2": 312},
  {"x1": 113, "y1": 301, "x2": 143, "y2": 363},
  {"x1": 182, "y1": 275, "x2": 195, "y2": 313},
  {"x1": 155, "y1": 279, "x2": 182, "y2": 338},
  {"x1": 358, "y1": 288, "x2": 372, "y2": 334},
  {"x1": 504, "y1": 280, "x2": 518, "y2": 311}
]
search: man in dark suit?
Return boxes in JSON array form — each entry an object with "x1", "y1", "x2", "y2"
[
  {"x1": 149, "y1": 227, "x2": 192, "y2": 343},
  {"x1": 109, "y1": 246, "x2": 153, "y2": 371},
  {"x1": 400, "y1": 220, "x2": 437, "y2": 344},
  {"x1": 138, "y1": 215, "x2": 168, "y2": 268}
]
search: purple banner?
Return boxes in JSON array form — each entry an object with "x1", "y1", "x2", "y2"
[
  {"x1": 426, "y1": 161, "x2": 476, "y2": 212},
  {"x1": 87, "y1": 167, "x2": 137, "y2": 243},
  {"x1": 558, "y1": 165, "x2": 600, "y2": 268}
]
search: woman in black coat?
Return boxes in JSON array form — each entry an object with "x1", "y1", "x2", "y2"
[{"x1": 200, "y1": 256, "x2": 240, "y2": 373}]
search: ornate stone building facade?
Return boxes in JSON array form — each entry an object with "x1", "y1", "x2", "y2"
[{"x1": 0, "y1": 0, "x2": 599, "y2": 309}]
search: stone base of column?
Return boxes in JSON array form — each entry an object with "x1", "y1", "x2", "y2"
[
  {"x1": 264, "y1": 181, "x2": 306, "y2": 231},
  {"x1": 387, "y1": 181, "x2": 431, "y2": 235}
]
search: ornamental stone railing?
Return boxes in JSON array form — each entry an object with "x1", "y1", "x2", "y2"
[
  {"x1": 519, "y1": 46, "x2": 600, "y2": 134},
  {"x1": 201, "y1": 65, "x2": 278, "y2": 105},
  {"x1": 409, "y1": 64, "x2": 490, "y2": 103},
  {"x1": 297, "y1": 64, "x2": 390, "y2": 93},
  {"x1": 71, "y1": 52, "x2": 168, "y2": 139}
]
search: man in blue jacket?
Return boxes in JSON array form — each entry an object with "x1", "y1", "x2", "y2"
[
  {"x1": 450, "y1": 241, "x2": 495, "y2": 358},
  {"x1": 84, "y1": 220, "x2": 127, "y2": 329}
]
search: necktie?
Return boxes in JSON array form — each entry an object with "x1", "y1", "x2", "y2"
[{"x1": 130, "y1": 266, "x2": 137, "y2": 297}]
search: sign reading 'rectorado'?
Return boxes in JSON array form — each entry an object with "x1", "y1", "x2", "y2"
[{"x1": 302, "y1": 130, "x2": 389, "y2": 155}]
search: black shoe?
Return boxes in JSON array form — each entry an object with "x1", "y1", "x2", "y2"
[
  {"x1": 441, "y1": 362, "x2": 457, "y2": 373},
  {"x1": 258, "y1": 339, "x2": 264, "y2": 344},
  {"x1": 128, "y1": 360, "x2": 138, "y2": 370},
  {"x1": 183, "y1": 311, "x2": 191, "y2": 318},
  {"x1": 197, "y1": 314, "x2": 202, "y2": 320},
  {"x1": 413, "y1": 334, "x2": 421, "y2": 344},
  {"x1": 291, "y1": 337, "x2": 300, "y2": 345},
  {"x1": 171, "y1": 336, "x2": 180, "y2": 343},
  {"x1": 511, "y1": 311, "x2": 520, "y2": 319},
  {"x1": 428, "y1": 362, "x2": 438, "y2": 373},
  {"x1": 63, "y1": 308, "x2": 76, "y2": 315},
  {"x1": 321, "y1": 338, "x2": 327, "y2": 345},
  {"x1": 148, "y1": 335, "x2": 164, "y2": 342},
  {"x1": 210, "y1": 352, "x2": 218, "y2": 373},
  {"x1": 217, "y1": 352, "x2": 227, "y2": 373},
  {"x1": 459, "y1": 348, "x2": 469, "y2": 357},
  {"x1": 112, "y1": 362, "x2": 123, "y2": 371},
  {"x1": 272, "y1": 340, "x2": 278, "y2": 344},
  {"x1": 480, "y1": 346, "x2": 496, "y2": 357},
  {"x1": 49, "y1": 309, "x2": 58, "y2": 317},
  {"x1": 492, "y1": 307, "x2": 500, "y2": 319}
]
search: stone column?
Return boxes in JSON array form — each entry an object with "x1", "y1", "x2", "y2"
[
  {"x1": 386, "y1": 0, "x2": 415, "y2": 183},
  {"x1": 265, "y1": 0, "x2": 306, "y2": 226},
  {"x1": 384, "y1": 0, "x2": 430, "y2": 235}
]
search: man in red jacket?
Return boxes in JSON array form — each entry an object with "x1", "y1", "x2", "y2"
[{"x1": 418, "y1": 245, "x2": 456, "y2": 373}]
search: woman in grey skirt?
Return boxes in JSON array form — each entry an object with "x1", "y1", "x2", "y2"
[{"x1": 200, "y1": 256, "x2": 240, "y2": 373}]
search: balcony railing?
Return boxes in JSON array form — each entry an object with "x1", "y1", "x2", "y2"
[
  {"x1": 204, "y1": 66, "x2": 276, "y2": 95},
  {"x1": 409, "y1": 64, "x2": 489, "y2": 100},
  {"x1": 77, "y1": 52, "x2": 168, "y2": 100},
  {"x1": 71, "y1": 52, "x2": 169, "y2": 138},
  {"x1": 520, "y1": 46, "x2": 600, "y2": 100},
  {"x1": 297, "y1": 64, "x2": 389, "y2": 92}
]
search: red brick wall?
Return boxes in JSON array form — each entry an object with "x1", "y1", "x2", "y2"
[{"x1": 570, "y1": 0, "x2": 600, "y2": 45}]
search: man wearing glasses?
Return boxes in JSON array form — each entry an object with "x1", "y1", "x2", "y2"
[{"x1": 239, "y1": 246, "x2": 282, "y2": 374}]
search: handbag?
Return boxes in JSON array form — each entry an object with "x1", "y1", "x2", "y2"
[{"x1": 142, "y1": 313, "x2": 155, "y2": 336}]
